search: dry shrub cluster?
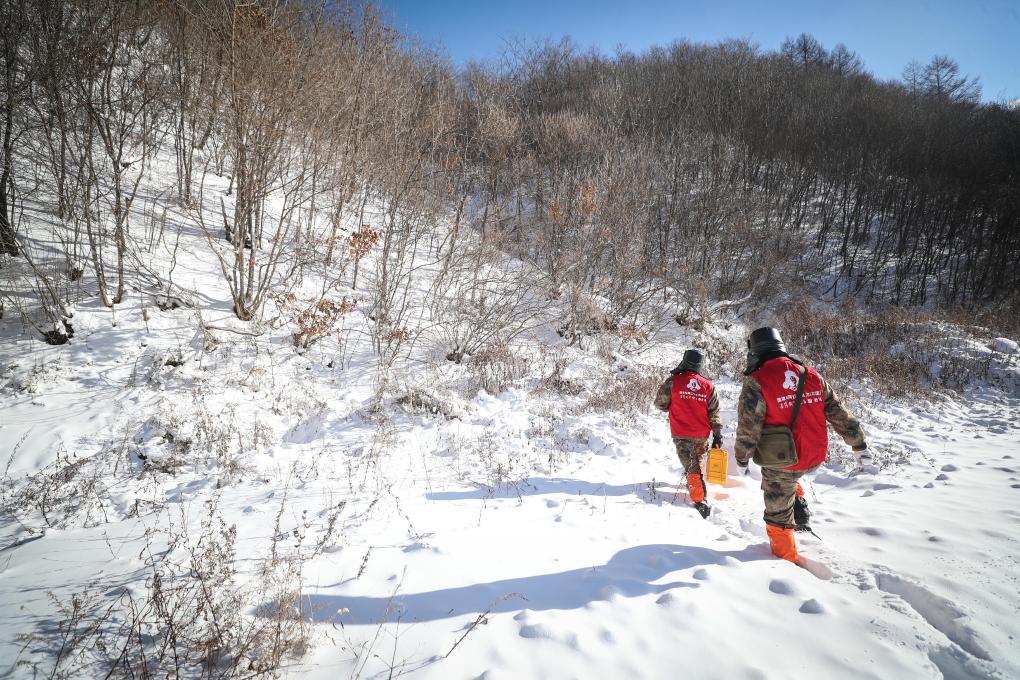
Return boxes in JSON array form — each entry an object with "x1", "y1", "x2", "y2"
[
  {"x1": 690, "y1": 327, "x2": 746, "y2": 379},
  {"x1": 535, "y1": 344, "x2": 584, "y2": 396},
  {"x1": 779, "y1": 300, "x2": 1017, "y2": 399},
  {"x1": 466, "y1": 343, "x2": 529, "y2": 394},
  {"x1": 19, "y1": 495, "x2": 341, "y2": 679},
  {"x1": 1, "y1": 446, "x2": 121, "y2": 529},
  {"x1": 285, "y1": 295, "x2": 358, "y2": 350},
  {"x1": 441, "y1": 430, "x2": 534, "y2": 499},
  {"x1": 581, "y1": 365, "x2": 662, "y2": 423},
  {"x1": 396, "y1": 386, "x2": 462, "y2": 420},
  {"x1": 139, "y1": 390, "x2": 271, "y2": 481}
]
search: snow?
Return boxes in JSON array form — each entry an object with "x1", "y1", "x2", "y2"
[
  {"x1": 2, "y1": 152, "x2": 1020, "y2": 679},
  {"x1": 992, "y1": 337, "x2": 1018, "y2": 354},
  {"x1": 4, "y1": 325, "x2": 1019, "y2": 678}
]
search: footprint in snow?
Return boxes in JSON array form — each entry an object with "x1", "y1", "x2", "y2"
[
  {"x1": 873, "y1": 571, "x2": 994, "y2": 665},
  {"x1": 518, "y1": 623, "x2": 555, "y2": 639},
  {"x1": 519, "y1": 624, "x2": 578, "y2": 649},
  {"x1": 859, "y1": 527, "x2": 884, "y2": 537},
  {"x1": 799, "y1": 598, "x2": 825, "y2": 614},
  {"x1": 940, "y1": 464, "x2": 959, "y2": 472},
  {"x1": 795, "y1": 556, "x2": 833, "y2": 580},
  {"x1": 402, "y1": 541, "x2": 434, "y2": 553},
  {"x1": 768, "y1": 579, "x2": 796, "y2": 596},
  {"x1": 692, "y1": 568, "x2": 710, "y2": 581}
]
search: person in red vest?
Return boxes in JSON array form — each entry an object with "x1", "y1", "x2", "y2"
[
  {"x1": 654, "y1": 349, "x2": 723, "y2": 519},
  {"x1": 735, "y1": 327, "x2": 871, "y2": 562}
]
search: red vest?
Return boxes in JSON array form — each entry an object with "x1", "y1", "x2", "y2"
[
  {"x1": 668, "y1": 371, "x2": 714, "y2": 438},
  {"x1": 753, "y1": 357, "x2": 828, "y2": 470}
]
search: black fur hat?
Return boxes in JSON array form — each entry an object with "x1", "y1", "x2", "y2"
[
  {"x1": 744, "y1": 327, "x2": 799, "y2": 374},
  {"x1": 671, "y1": 348, "x2": 706, "y2": 376},
  {"x1": 748, "y1": 327, "x2": 786, "y2": 355}
]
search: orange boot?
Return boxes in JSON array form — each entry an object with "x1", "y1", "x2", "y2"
[
  {"x1": 766, "y1": 524, "x2": 798, "y2": 562},
  {"x1": 687, "y1": 472, "x2": 706, "y2": 503},
  {"x1": 687, "y1": 473, "x2": 711, "y2": 519}
]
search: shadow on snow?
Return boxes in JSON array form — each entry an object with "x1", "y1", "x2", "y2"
[
  {"x1": 425, "y1": 477, "x2": 679, "y2": 502},
  {"x1": 291, "y1": 543, "x2": 769, "y2": 625}
]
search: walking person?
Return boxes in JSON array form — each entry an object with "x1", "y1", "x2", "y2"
[
  {"x1": 735, "y1": 327, "x2": 872, "y2": 561},
  {"x1": 654, "y1": 349, "x2": 723, "y2": 519}
]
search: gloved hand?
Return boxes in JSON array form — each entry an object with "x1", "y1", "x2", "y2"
[
  {"x1": 737, "y1": 458, "x2": 750, "y2": 476},
  {"x1": 854, "y1": 445, "x2": 878, "y2": 474},
  {"x1": 712, "y1": 435, "x2": 722, "y2": 450}
]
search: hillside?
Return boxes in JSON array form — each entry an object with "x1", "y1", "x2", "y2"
[
  {"x1": 2, "y1": 2, "x2": 1020, "y2": 678},
  {"x1": 2, "y1": 143, "x2": 1020, "y2": 678}
]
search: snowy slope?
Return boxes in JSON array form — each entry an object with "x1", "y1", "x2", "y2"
[
  {"x1": 2, "y1": 153, "x2": 1020, "y2": 680},
  {"x1": 3, "y1": 318, "x2": 1018, "y2": 679},
  {"x1": 280, "y1": 388, "x2": 1020, "y2": 680}
]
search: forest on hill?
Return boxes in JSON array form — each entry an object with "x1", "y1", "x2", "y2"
[
  {"x1": 3, "y1": 3, "x2": 1020, "y2": 679},
  {"x1": 2, "y1": 0, "x2": 1019, "y2": 349}
]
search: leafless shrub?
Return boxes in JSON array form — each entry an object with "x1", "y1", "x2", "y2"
[
  {"x1": 580, "y1": 365, "x2": 661, "y2": 423},
  {"x1": 779, "y1": 300, "x2": 1019, "y2": 400},
  {"x1": 431, "y1": 238, "x2": 546, "y2": 364},
  {"x1": 21, "y1": 494, "x2": 339, "y2": 679},
  {"x1": 396, "y1": 386, "x2": 462, "y2": 419},
  {"x1": 3, "y1": 445, "x2": 118, "y2": 529},
  {"x1": 441, "y1": 430, "x2": 535, "y2": 499},
  {"x1": 535, "y1": 344, "x2": 584, "y2": 396},
  {"x1": 466, "y1": 342, "x2": 529, "y2": 394},
  {"x1": 691, "y1": 326, "x2": 746, "y2": 379}
]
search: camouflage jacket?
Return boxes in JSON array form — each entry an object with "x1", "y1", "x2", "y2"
[
  {"x1": 734, "y1": 372, "x2": 867, "y2": 464},
  {"x1": 654, "y1": 376, "x2": 723, "y2": 440}
]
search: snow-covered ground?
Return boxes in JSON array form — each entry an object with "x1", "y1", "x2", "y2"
[
  {"x1": 2, "y1": 156, "x2": 1019, "y2": 679},
  {"x1": 3, "y1": 302, "x2": 1018, "y2": 678}
]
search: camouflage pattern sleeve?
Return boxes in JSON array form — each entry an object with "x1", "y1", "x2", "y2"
[
  {"x1": 653, "y1": 377, "x2": 672, "y2": 412},
  {"x1": 822, "y1": 378, "x2": 867, "y2": 450},
  {"x1": 707, "y1": 386, "x2": 722, "y2": 438},
  {"x1": 734, "y1": 375, "x2": 767, "y2": 464}
]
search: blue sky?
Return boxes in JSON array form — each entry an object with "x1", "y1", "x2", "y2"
[{"x1": 375, "y1": 0, "x2": 1020, "y2": 103}]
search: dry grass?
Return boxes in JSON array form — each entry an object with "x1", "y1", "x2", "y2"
[
  {"x1": 779, "y1": 299, "x2": 1017, "y2": 400},
  {"x1": 580, "y1": 365, "x2": 661, "y2": 424},
  {"x1": 466, "y1": 342, "x2": 529, "y2": 395},
  {"x1": 15, "y1": 493, "x2": 339, "y2": 679}
]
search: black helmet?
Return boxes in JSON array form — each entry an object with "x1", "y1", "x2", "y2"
[
  {"x1": 671, "y1": 348, "x2": 706, "y2": 375},
  {"x1": 748, "y1": 327, "x2": 786, "y2": 355}
]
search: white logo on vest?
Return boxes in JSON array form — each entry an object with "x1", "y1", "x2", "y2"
[
  {"x1": 687, "y1": 377, "x2": 701, "y2": 391},
  {"x1": 783, "y1": 369, "x2": 799, "y2": 391}
]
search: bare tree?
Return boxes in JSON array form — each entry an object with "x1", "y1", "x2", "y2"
[
  {"x1": 0, "y1": 0, "x2": 29, "y2": 256},
  {"x1": 919, "y1": 55, "x2": 981, "y2": 103}
]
